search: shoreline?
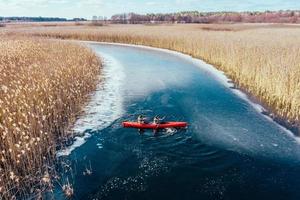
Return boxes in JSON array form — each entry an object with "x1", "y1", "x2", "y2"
[{"x1": 57, "y1": 50, "x2": 125, "y2": 157}]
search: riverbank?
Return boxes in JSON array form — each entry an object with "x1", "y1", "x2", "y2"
[
  {"x1": 0, "y1": 36, "x2": 101, "y2": 199},
  {"x1": 7, "y1": 23, "x2": 299, "y2": 135}
]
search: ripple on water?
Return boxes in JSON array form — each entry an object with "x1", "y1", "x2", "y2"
[{"x1": 95, "y1": 156, "x2": 169, "y2": 199}]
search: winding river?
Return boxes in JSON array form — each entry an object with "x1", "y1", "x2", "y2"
[{"x1": 54, "y1": 43, "x2": 300, "y2": 200}]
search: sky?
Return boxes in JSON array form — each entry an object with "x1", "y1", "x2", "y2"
[{"x1": 0, "y1": 0, "x2": 300, "y2": 19}]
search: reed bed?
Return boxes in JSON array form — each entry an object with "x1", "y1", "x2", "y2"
[
  {"x1": 0, "y1": 37, "x2": 100, "y2": 199},
  {"x1": 13, "y1": 24, "x2": 299, "y2": 132}
]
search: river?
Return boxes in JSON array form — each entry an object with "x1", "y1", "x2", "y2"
[{"x1": 54, "y1": 43, "x2": 300, "y2": 200}]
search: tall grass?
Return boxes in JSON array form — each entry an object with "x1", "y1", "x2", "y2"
[
  {"x1": 16, "y1": 24, "x2": 300, "y2": 132},
  {"x1": 0, "y1": 37, "x2": 100, "y2": 199}
]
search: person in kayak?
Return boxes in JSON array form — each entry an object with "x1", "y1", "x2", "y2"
[
  {"x1": 137, "y1": 115, "x2": 146, "y2": 134},
  {"x1": 137, "y1": 115, "x2": 146, "y2": 124},
  {"x1": 152, "y1": 116, "x2": 163, "y2": 134},
  {"x1": 153, "y1": 115, "x2": 161, "y2": 124}
]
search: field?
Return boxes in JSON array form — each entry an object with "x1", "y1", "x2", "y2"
[
  {"x1": 0, "y1": 36, "x2": 100, "y2": 199},
  {"x1": 5, "y1": 23, "x2": 299, "y2": 132}
]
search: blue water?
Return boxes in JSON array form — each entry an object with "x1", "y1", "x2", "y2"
[{"x1": 54, "y1": 43, "x2": 300, "y2": 200}]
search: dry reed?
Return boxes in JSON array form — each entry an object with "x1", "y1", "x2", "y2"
[
  {"x1": 12, "y1": 24, "x2": 299, "y2": 131},
  {"x1": 0, "y1": 36, "x2": 100, "y2": 199}
]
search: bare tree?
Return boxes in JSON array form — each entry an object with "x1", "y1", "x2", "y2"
[{"x1": 110, "y1": 10, "x2": 300, "y2": 24}]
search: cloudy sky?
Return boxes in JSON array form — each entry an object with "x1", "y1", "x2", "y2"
[{"x1": 0, "y1": 0, "x2": 299, "y2": 19}]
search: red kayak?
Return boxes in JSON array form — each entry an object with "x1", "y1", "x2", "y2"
[{"x1": 122, "y1": 121, "x2": 188, "y2": 129}]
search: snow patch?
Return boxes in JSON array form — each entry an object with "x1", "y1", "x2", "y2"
[{"x1": 57, "y1": 52, "x2": 124, "y2": 157}]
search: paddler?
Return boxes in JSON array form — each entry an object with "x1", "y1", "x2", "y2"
[
  {"x1": 153, "y1": 115, "x2": 160, "y2": 124},
  {"x1": 152, "y1": 115, "x2": 162, "y2": 134},
  {"x1": 137, "y1": 115, "x2": 145, "y2": 124}
]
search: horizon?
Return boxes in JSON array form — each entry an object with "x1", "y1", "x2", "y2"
[{"x1": 0, "y1": 0, "x2": 300, "y2": 20}]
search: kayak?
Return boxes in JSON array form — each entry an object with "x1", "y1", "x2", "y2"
[{"x1": 122, "y1": 121, "x2": 188, "y2": 129}]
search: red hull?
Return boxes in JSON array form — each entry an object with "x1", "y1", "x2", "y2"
[{"x1": 122, "y1": 121, "x2": 187, "y2": 129}]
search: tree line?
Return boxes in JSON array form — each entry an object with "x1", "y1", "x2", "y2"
[
  {"x1": 111, "y1": 10, "x2": 300, "y2": 24},
  {"x1": 0, "y1": 17, "x2": 87, "y2": 22}
]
